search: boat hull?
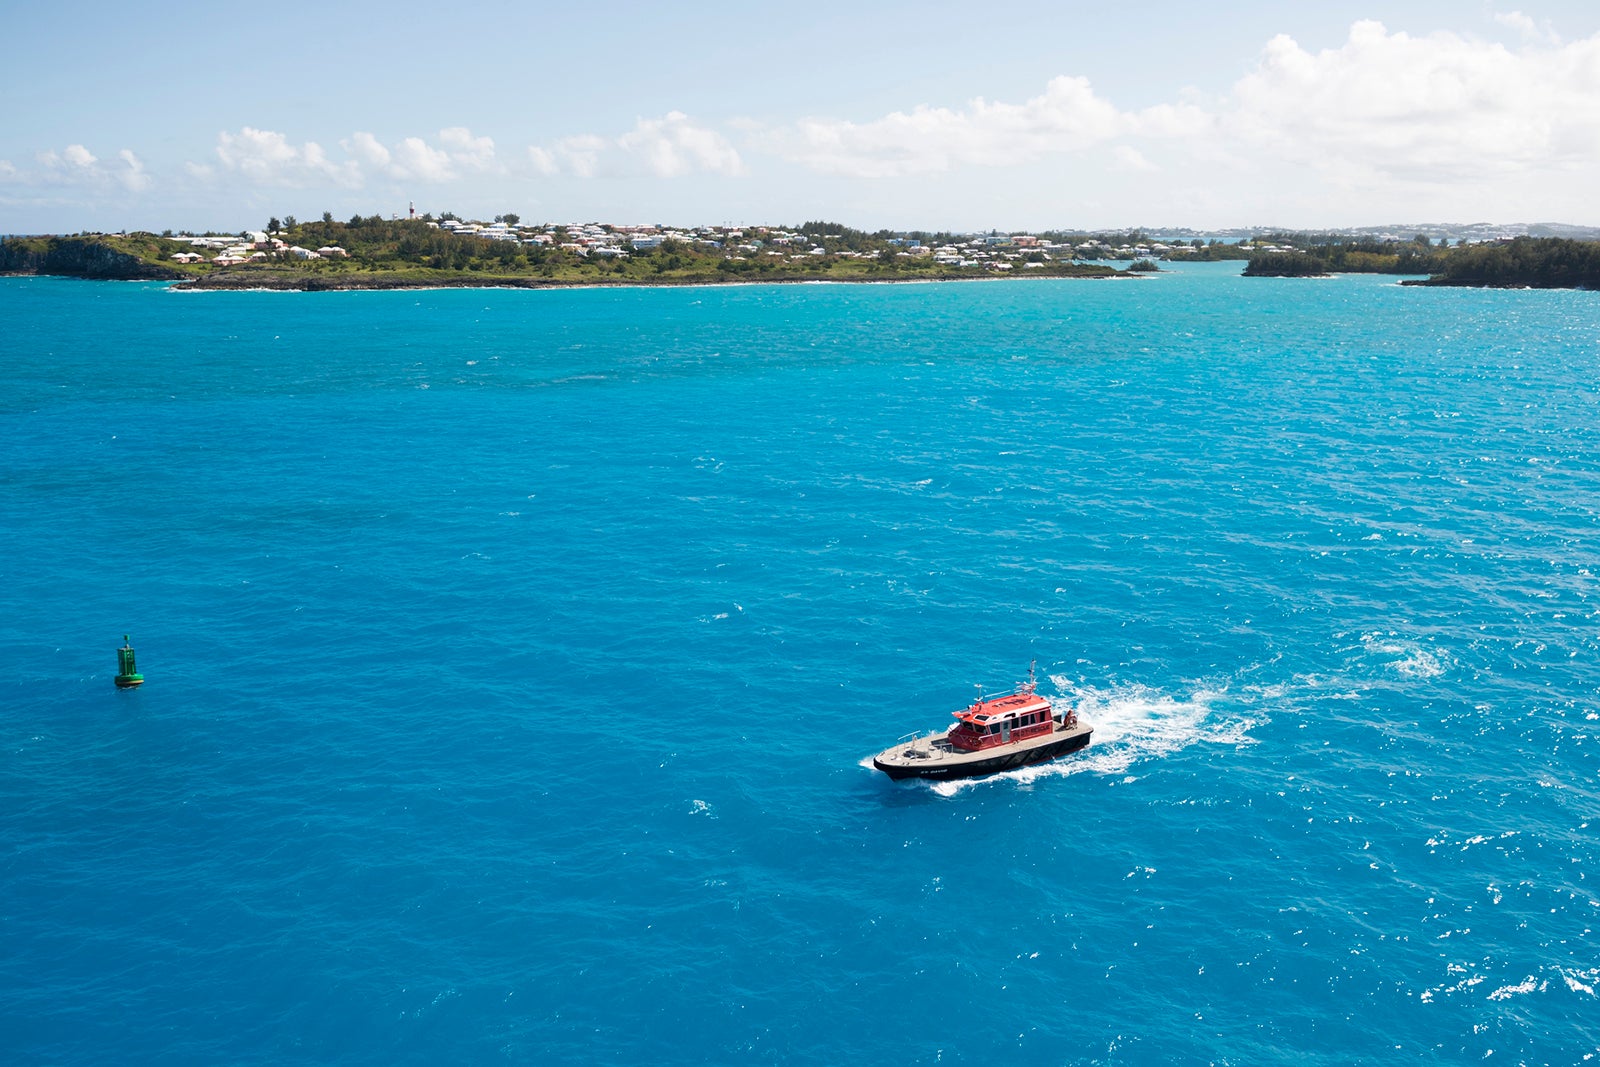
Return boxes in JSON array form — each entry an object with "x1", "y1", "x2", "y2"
[{"x1": 872, "y1": 724, "x2": 1092, "y2": 781}]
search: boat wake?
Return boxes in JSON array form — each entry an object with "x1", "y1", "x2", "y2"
[{"x1": 925, "y1": 678, "x2": 1259, "y2": 795}]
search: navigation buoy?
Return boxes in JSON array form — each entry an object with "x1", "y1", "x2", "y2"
[{"x1": 114, "y1": 634, "x2": 144, "y2": 689}]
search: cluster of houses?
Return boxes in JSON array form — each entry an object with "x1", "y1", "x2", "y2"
[
  {"x1": 160, "y1": 217, "x2": 1204, "y2": 269},
  {"x1": 430, "y1": 218, "x2": 814, "y2": 261},
  {"x1": 421, "y1": 219, "x2": 1190, "y2": 268},
  {"x1": 923, "y1": 234, "x2": 1187, "y2": 268},
  {"x1": 168, "y1": 231, "x2": 347, "y2": 266}
]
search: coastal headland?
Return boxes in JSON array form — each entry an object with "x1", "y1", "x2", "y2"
[
  {"x1": 4, "y1": 216, "x2": 1599, "y2": 290},
  {"x1": 1, "y1": 218, "x2": 1134, "y2": 291}
]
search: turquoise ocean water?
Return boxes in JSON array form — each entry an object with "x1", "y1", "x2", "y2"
[{"x1": 2, "y1": 265, "x2": 1598, "y2": 1063}]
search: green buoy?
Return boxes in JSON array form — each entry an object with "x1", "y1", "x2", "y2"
[{"x1": 114, "y1": 634, "x2": 144, "y2": 689}]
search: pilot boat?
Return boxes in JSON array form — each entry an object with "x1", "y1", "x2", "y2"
[{"x1": 871, "y1": 664, "x2": 1092, "y2": 781}]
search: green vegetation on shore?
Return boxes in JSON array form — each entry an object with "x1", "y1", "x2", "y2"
[
  {"x1": 1, "y1": 217, "x2": 1127, "y2": 289},
  {"x1": 0, "y1": 234, "x2": 191, "y2": 280},
  {"x1": 1242, "y1": 251, "x2": 1331, "y2": 278},
  {"x1": 1239, "y1": 233, "x2": 1600, "y2": 288},
  {"x1": 1241, "y1": 234, "x2": 1444, "y2": 277},
  {"x1": 1397, "y1": 236, "x2": 1600, "y2": 288},
  {"x1": 7, "y1": 222, "x2": 1600, "y2": 291}
]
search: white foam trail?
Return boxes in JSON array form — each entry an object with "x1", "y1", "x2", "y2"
[
  {"x1": 1487, "y1": 976, "x2": 1543, "y2": 1001},
  {"x1": 1360, "y1": 632, "x2": 1446, "y2": 678},
  {"x1": 926, "y1": 679, "x2": 1259, "y2": 795}
]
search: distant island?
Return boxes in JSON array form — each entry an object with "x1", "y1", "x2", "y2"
[
  {"x1": 1397, "y1": 236, "x2": 1600, "y2": 288},
  {"x1": 3, "y1": 216, "x2": 1599, "y2": 290},
  {"x1": 1242, "y1": 251, "x2": 1332, "y2": 278},
  {"x1": 0, "y1": 217, "x2": 1143, "y2": 290},
  {"x1": 1241, "y1": 234, "x2": 1600, "y2": 288}
]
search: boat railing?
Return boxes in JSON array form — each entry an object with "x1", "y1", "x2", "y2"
[{"x1": 896, "y1": 728, "x2": 949, "y2": 756}]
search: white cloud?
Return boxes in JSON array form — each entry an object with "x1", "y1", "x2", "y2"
[
  {"x1": 1493, "y1": 10, "x2": 1560, "y2": 45},
  {"x1": 768, "y1": 76, "x2": 1123, "y2": 177},
  {"x1": 616, "y1": 111, "x2": 745, "y2": 177},
  {"x1": 549, "y1": 134, "x2": 606, "y2": 178},
  {"x1": 117, "y1": 149, "x2": 151, "y2": 192},
  {"x1": 390, "y1": 136, "x2": 455, "y2": 182},
  {"x1": 762, "y1": 18, "x2": 1600, "y2": 201},
  {"x1": 30, "y1": 143, "x2": 151, "y2": 192},
  {"x1": 214, "y1": 127, "x2": 362, "y2": 188},
  {"x1": 1222, "y1": 20, "x2": 1600, "y2": 182},
  {"x1": 344, "y1": 131, "x2": 391, "y2": 170},
  {"x1": 439, "y1": 127, "x2": 495, "y2": 171},
  {"x1": 341, "y1": 127, "x2": 498, "y2": 183},
  {"x1": 1111, "y1": 145, "x2": 1157, "y2": 173},
  {"x1": 203, "y1": 126, "x2": 499, "y2": 189},
  {"x1": 527, "y1": 145, "x2": 559, "y2": 176},
  {"x1": 38, "y1": 144, "x2": 96, "y2": 171},
  {"x1": 528, "y1": 113, "x2": 743, "y2": 178},
  {"x1": 60, "y1": 144, "x2": 97, "y2": 168}
]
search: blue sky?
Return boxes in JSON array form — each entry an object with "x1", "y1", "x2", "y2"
[{"x1": 5, "y1": 1, "x2": 1600, "y2": 233}]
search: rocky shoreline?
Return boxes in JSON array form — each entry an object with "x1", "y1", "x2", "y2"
[
  {"x1": 174, "y1": 272, "x2": 576, "y2": 292},
  {"x1": 164, "y1": 267, "x2": 1130, "y2": 292},
  {"x1": 1, "y1": 262, "x2": 1130, "y2": 291},
  {"x1": 0, "y1": 237, "x2": 185, "y2": 281},
  {"x1": 1396, "y1": 277, "x2": 1596, "y2": 289},
  {"x1": 0, "y1": 234, "x2": 1129, "y2": 290}
]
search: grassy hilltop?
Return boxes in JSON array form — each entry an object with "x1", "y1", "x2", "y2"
[
  {"x1": 7, "y1": 220, "x2": 1599, "y2": 290},
  {"x1": 0, "y1": 233, "x2": 193, "y2": 280},
  {"x1": 2, "y1": 216, "x2": 1128, "y2": 289}
]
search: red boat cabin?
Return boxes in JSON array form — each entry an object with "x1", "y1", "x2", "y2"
[{"x1": 948, "y1": 690, "x2": 1065, "y2": 751}]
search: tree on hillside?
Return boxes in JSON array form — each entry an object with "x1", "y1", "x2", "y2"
[
  {"x1": 268, "y1": 217, "x2": 281, "y2": 233},
  {"x1": 1243, "y1": 251, "x2": 1328, "y2": 277}
]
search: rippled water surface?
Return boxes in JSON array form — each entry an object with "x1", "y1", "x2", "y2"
[{"x1": 3, "y1": 266, "x2": 1598, "y2": 1064}]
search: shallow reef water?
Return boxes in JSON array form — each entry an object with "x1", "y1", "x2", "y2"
[{"x1": 2, "y1": 265, "x2": 1598, "y2": 1063}]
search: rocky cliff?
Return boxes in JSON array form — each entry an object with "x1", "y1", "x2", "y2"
[{"x1": 0, "y1": 237, "x2": 185, "y2": 280}]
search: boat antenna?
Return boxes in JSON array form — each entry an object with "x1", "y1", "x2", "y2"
[{"x1": 1025, "y1": 659, "x2": 1036, "y2": 693}]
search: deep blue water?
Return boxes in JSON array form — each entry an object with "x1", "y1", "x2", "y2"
[{"x1": 3, "y1": 266, "x2": 1598, "y2": 1064}]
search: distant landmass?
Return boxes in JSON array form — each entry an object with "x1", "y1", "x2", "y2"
[
  {"x1": 0, "y1": 218, "x2": 1135, "y2": 290},
  {"x1": 3, "y1": 217, "x2": 1599, "y2": 290},
  {"x1": 1398, "y1": 236, "x2": 1600, "y2": 289},
  {"x1": 1140, "y1": 222, "x2": 1600, "y2": 244}
]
